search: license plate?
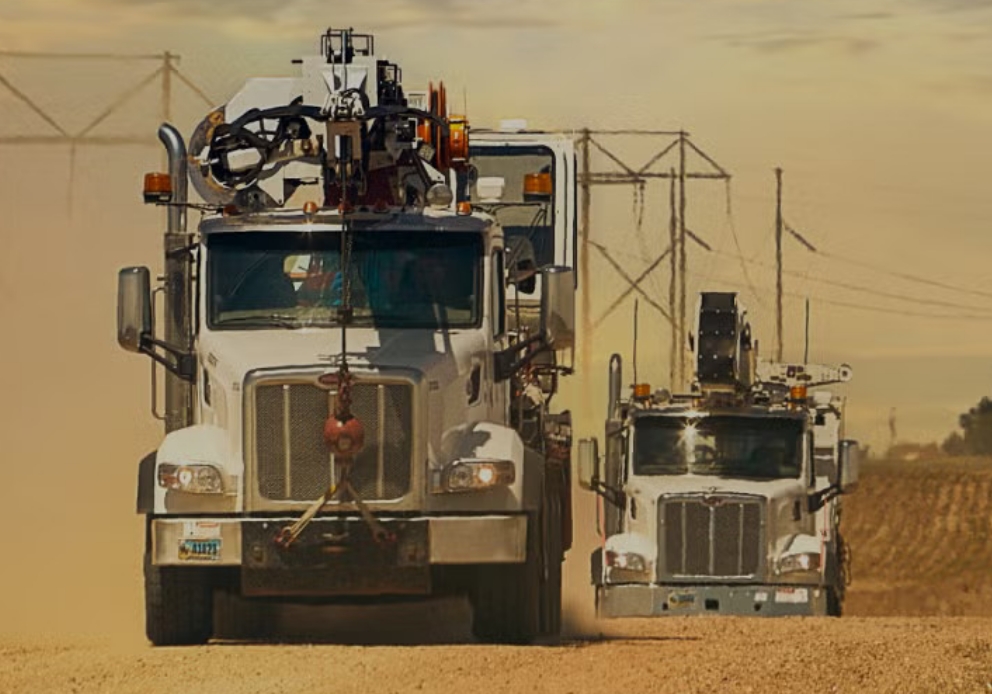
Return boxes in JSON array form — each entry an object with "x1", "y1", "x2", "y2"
[
  {"x1": 178, "y1": 538, "x2": 222, "y2": 562},
  {"x1": 774, "y1": 587, "x2": 809, "y2": 604},
  {"x1": 668, "y1": 591, "x2": 696, "y2": 608}
]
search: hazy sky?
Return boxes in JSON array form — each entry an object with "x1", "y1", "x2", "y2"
[{"x1": 2, "y1": 0, "x2": 992, "y2": 451}]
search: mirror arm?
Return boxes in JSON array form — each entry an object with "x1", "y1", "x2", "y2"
[
  {"x1": 589, "y1": 478, "x2": 625, "y2": 507},
  {"x1": 494, "y1": 331, "x2": 548, "y2": 382},
  {"x1": 807, "y1": 484, "x2": 841, "y2": 513},
  {"x1": 140, "y1": 335, "x2": 197, "y2": 382}
]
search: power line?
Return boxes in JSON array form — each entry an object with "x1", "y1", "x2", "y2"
[
  {"x1": 774, "y1": 215, "x2": 992, "y2": 302},
  {"x1": 688, "y1": 270, "x2": 992, "y2": 322},
  {"x1": 710, "y1": 249, "x2": 992, "y2": 315},
  {"x1": 816, "y1": 248, "x2": 992, "y2": 302},
  {"x1": 723, "y1": 180, "x2": 766, "y2": 307}
]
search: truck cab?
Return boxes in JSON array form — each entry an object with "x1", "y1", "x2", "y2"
[
  {"x1": 578, "y1": 292, "x2": 859, "y2": 617},
  {"x1": 117, "y1": 29, "x2": 577, "y2": 646}
]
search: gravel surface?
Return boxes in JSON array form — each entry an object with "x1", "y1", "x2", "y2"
[
  {"x1": 3, "y1": 459, "x2": 991, "y2": 693},
  {"x1": 2, "y1": 615, "x2": 991, "y2": 694}
]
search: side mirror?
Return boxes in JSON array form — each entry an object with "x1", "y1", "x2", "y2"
[
  {"x1": 577, "y1": 437, "x2": 600, "y2": 491},
  {"x1": 838, "y1": 439, "x2": 860, "y2": 493},
  {"x1": 506, "y1": 236, "x2": 538, "y2": 295},
  {"x1": 540, "y1": 266, "x2": 575, "y2": 349},
  {"x1": 117, "y1": 266, "x2": 153, "y2": 353}
]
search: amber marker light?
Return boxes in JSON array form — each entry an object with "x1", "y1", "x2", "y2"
[
  {"x1": 143, "y1": 172, "x2": 172, "y2": 204},
  {"x1": 523, "y1": 172, "x2": 553, "y2": 199}
]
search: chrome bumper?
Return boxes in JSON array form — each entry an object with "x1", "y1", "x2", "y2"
[
  {"x1": 597, "y1": 583, "x2": 829, "y2": 618},
  {"x1": 150, "y1": 515, "x2": 527, "y2": 566}
]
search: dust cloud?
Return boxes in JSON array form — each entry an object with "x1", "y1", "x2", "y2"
[{"x1": 0, "y1": 147, "x2": 161, "y2": 642}]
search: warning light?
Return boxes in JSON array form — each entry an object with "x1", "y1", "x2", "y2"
[
  {"x1": 523, "y1": 172, "x2": 553, "y2": 201},
  {"x1": 143, "y1": 172, "x2": 172, "y2": 204},
  {"x1": 457, "y1": 201, "x2": 472, "y2": 215},
  {"x1": 303, "y1": 200, "x2": 319, "y2": 216},
  {"x1": 448, "y1": 115, "x2": 469, "y2": 165},
  {"x1": 790, "y1": 385, "x2": 808, "y2": 402},
  {"x1": 633, "y1": 383, "x2": 652, "y2": 400}
]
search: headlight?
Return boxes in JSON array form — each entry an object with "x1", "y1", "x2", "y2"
[
  {"x1": 158, "y1": 463, "x2": 224, "y2": 494},
  {"x1": 606, "y1": 550, "x2": 649, "y2": 574},
  {"x1": 777, "y1": 551, "x2": 821, "y2": 574},
  {"x1": 433, "y1": 459, "x2": 515, "y2": 493}
]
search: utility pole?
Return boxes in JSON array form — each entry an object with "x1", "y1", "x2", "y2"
[
  {"x1": 668, "y1": 168, "x2": 677, "y2": 388},
  {"x1": 775, "y1": 167, "x2": 784, "y2": 362},
  {"x1": 579, "y1": 129, "x2": 592, "y2": 408},
  {"x1": 576, "y1": 129, "x2": 729, "y2": 393},
  {"x1": 678, "y1": 132, "x2": 688, "y2": 388}
]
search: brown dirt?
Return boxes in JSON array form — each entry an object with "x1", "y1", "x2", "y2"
[
  {"x1": 842, "y1": 456, "x2": 992, "y2": 618},
  {"x1": 2, "y1": 458, "x2": 992, "y2": 693}
]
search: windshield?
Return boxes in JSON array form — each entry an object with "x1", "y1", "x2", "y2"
[
  {"x1": 207, "y1": 231, "x2": 482, "y2": 330},
  {"x1": 465, "y1": 145, "x2": 555, "y2": 267},
  {"x1": 633, "y1": 415, "x2": 804, "y2": 480}
]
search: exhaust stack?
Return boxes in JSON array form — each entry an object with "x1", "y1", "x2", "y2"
[{"x1": 158, "y1": 123, "x2": 193, "y2": 432}]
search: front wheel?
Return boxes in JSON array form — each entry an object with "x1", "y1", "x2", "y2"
[
  {"x1": 469, "y1": 512, "x2": 542, "y2": 644},
  {"x1": 826, "y1": 586, "x2": 843, "y2": 617},
  {"x1": 144, "y1": 556, "x2": 214, "y2": 646},
  {"x1": 540, "y1": 470, "x2": 564, "y2": 640}
]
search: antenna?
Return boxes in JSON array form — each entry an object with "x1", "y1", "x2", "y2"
[
  {"x1": 632, "y1": 298, "x2": 640, "y2": 385},
  {"x1": 804, "y1": 298, "x2": 810, "y2": 364}
]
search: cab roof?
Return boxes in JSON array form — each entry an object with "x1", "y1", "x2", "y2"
[{"x1": 198, "y1": 208, "x2": 495, "y2": 235}]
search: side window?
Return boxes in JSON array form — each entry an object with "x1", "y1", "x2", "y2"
[{"x1": 492, "y1": 250, "x2": 505, "y2": 338}]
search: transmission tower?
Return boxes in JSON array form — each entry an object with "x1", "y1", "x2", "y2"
[{"x1": 577, "y1": 129, "x2": 730, "y2": 390}]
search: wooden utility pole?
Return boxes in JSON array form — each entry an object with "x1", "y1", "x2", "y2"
[
  {"x1": 668, "y1": 168, "x2": 677, "y2": 388},
  {"x1": 678, "y1": 132, "x2": 688, "y2": 388},
  {"x1": 775, "y1": 167, "x2": 784, "y2": 362},
  {"x1": 579, "y1": 129, "x2": 592, "y2": 406}
]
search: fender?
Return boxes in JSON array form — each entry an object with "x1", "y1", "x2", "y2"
[
  {"x1": 136, "y1": 450, "x2": 157, "y2": 514},
  {"x1": 437, "y1": 420, "x2": 544, "y2": 510}
]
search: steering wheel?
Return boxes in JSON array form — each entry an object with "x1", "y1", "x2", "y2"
[{"x1": 692, "y1": 444, "x2": 719, "y2": 466}]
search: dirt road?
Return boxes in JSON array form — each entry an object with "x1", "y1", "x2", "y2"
[
  {"x1": 2, "y1": 458, "x2": 991, "y2": 694},
  {"x1": 3, "y1": 615, "x2": 991, "y2": 694}
]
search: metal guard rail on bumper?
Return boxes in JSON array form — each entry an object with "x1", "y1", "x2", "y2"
[
  {"x1": 597, "y1": 583, "x2": 829, "y2": 617},
  {"x1": 151, "y1": 515, "x2": 528, "y2": 567}
]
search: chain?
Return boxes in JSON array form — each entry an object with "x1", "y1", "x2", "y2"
[
  {"x1": 274, "y1": 221, "x2": 395, "y2": 550},
  {"x1": 336, "y1": 223, "x2": 355, "y2": 420},
  {"x1": 274, "y1": 470, "x2": 395, "y2": 549}
]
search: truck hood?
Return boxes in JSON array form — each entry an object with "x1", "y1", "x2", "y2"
[
  {"x1": 625, "y1": 475, "x2": 806, "y2": 502},
  {"x1": 198, "y1": 327, "x2": 487, "y2": 384}
]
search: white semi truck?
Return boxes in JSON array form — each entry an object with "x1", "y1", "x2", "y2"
[
  {"x1": 117, "y1": 28, "x2": 577, "y2": 645},
  {"x1": 578, "y1": 291, "x2": 859, "y2": 617}
]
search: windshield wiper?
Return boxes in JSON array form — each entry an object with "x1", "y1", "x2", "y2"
[{"x1": 215, "y1": 314, "x2": 308, "y2": 329}]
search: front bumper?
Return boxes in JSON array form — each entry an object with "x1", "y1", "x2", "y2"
[
  {"x1": 597, "y1": 583, "x2": 828, "y2": 617},
  {"x1": 151, "y1": 514, "x2": 527, "y2": 568}
]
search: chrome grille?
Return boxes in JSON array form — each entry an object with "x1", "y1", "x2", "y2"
[
  {"x1": 253, "y1": 380, "x2": 413, "y2": 502},
  {"x1": 660, "y1": 497, "x2": 762, "y2": 578}
]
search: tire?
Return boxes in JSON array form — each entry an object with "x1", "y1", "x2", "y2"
[
  {"x1": 144, "y1": 555, "x2": 214, "y2": 646},
  {"x1": 469, "y1": 512, "x2": 542, "y2": 644},
  {"x1": 826, "y1": 586, "x2": 843, "y2": 617},
  {"x1": 540, "y1": 472, "x2": 564, "y2": 640}
]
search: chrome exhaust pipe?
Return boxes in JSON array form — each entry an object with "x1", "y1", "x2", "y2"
[
  {"x1": 608, "y1": 353, "x2": 622, "y2": 419},
  {"x1": 158, "y1": 123, "x2": 193, "y2": 432}
]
